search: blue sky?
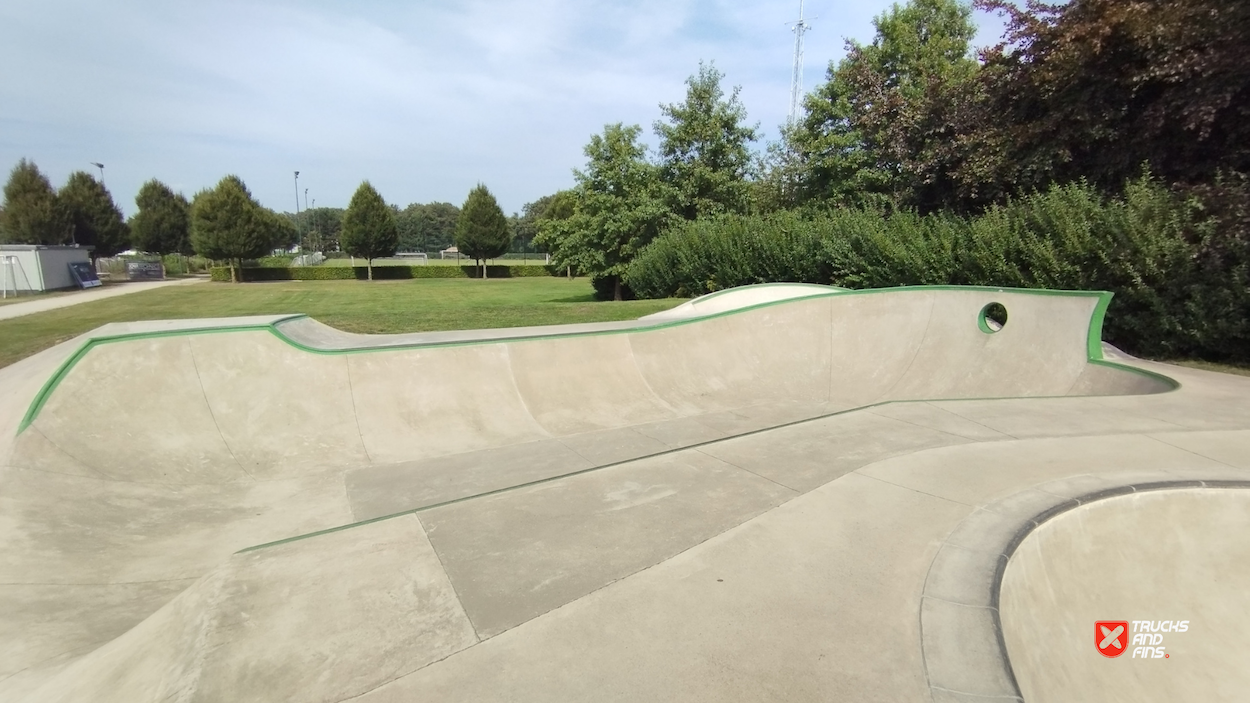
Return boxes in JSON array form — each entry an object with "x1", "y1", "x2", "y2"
[{"x1": 0, "y1": 0, "x2": 1007, "y2": 217}]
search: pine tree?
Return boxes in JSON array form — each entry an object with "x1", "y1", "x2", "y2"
[
  {"x1": 455, "y1": 184, "x2": 511, "y2": 279},
  {"x1": 0, "y1": 159, "x2": 71, "y2": 245},
  {"x1": 340, "y1": 181, "x2": 399, "y2": 281},
  {"x1": 190, "y1": 175, "x2": 275, "y2": 282},
  {"x1": 130, "y1": 179, "x2": 191, "y2": 256},
  {"x1": 59, "y1": 171, "x2": 129, "y2": 258}
]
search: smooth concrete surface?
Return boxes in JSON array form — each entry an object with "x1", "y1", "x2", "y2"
[
  {"x1": 0, "y1": 284, "x2": 1246, "y2": 702},
  {"x1": 1000, "y1": 489, "x2": 1250, "y2": 702}
]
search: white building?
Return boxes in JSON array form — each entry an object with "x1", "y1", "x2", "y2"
[{"x1": 0, "y1": 245, "x2": 93, "y2": 292}]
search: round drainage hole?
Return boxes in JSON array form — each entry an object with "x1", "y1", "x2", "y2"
[{"x1": 979, "y1": 302, "x2": 1008, "y2": 333}]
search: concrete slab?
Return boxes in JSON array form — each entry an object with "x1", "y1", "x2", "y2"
[
  {"x1": 699, "y1": 410, "x2": 971, "y2": 492},
  {"x1": 418, "y1": 449, "x2": 797, "y2": 638},
  {"x1": 345, "y1": 439, "x2": 593, "y2": 520},
  {"x1": 856, "y1": 433, "x2": 1227, "y2": 508},
  {"x1": 357, "y1": 473, "x2": 970, "y2": 702}
]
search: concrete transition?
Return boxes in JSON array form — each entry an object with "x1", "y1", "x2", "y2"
[{"x1": 0, "y1": 284, "x2": 1246, "y2": 702}]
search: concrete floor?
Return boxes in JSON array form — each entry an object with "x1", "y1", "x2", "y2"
[{"x1": 0, "y1": 284, "x2": 1246, "y2": 702}]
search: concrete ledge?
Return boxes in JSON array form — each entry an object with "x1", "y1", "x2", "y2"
[{"x1": 920, "y1": 473, "x2": 1250, "y2": 701}]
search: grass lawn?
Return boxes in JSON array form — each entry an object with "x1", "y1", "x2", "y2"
[
  {"x1": 0, "y1": 289, "x2": 80, "y2": 306},
  {"x1": 320, "y1": 256, "x2": 550, "y2": 267},
  {"x1": 0, "y1": 277, "x2": 683, "y2": 369}
]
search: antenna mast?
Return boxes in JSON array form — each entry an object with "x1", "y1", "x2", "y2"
[{"x1": 788, "y1": 0, "x2": 813, "y2": 122}]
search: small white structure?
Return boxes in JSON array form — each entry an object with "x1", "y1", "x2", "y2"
[
  {"x1": 0, "y1": 245, "x2": 93, "y2": 293},
  {"x1": 440, "y1": 246, "x2": 460, "y2": 260}
]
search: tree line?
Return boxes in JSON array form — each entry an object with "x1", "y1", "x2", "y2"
[
  {"x1": 0, "y1": 160, "x2": 521, "y2": 281},
  {"x1": 522, "y1": 0, "x2": 1246, "y2": 304}
]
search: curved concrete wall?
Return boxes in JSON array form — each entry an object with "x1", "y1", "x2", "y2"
[
  {"x1": 1000, "y1": 488, "x2": 1250, "y2": 702},
  {"x1": 17, "y1": 287, "x2": 1170, "y2": 484}
]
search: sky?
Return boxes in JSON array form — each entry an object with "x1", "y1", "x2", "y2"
[{"x1": 0, "y1": 0, "x2": 1008, "y2": 217}]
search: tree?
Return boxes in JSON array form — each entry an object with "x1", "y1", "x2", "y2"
[
  {"x1": 512, "y1": 193, "x2": 570, "y2": 254},
  {"x1": 395, "y1": 202, "x2": 460, "y2": 253},
  {"x1": 190, "y1": 175, "x2": 276, "y2": 282},
  {"x1": 303, "y1": 207, "x2": 344, "y2": 253},
  {"x1": 455, "y1": 184, "x2": 511, "y2": 278},
  {"x1": 976, "y1": 0, "x2": 1250, "y2": 192},
  {"x1": 130, "y1": 179, "x2": 191, "y2": 257},
  {"x1": 654, "y1": 62, "x2": 758, "y2": 220},
  {"x1": 535, "y1": 123, "x2": 671, "y2": 300},
  {"x1": 784, "y1": 0, "x2": 981, "y2": 211},
  {"x1": 0, "y1": 159, "x2": 71, "y2": 245},
  {"x1": 58, "y1": 171, "x2": 129, "y2": 258},
  {"x1": 340, "y1": 181, "x2": 399, "y2": 280}
]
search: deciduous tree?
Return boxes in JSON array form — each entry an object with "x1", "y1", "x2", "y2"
[
  {"x1": 190, "y1": 175, "x2": 276, "y2": 282},
  {"x1": 654, "y1": 62, "x2": 758, "y2": 220},
  {"x1": 536, "y1": 124, "x2": 671, "y2": 300},
  {"x1": 130, "y1": 179, "x2": 191, "y2": 256}
]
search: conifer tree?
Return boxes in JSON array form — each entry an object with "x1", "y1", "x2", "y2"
[
  {"x1": 455, "y1": 184, "x2": 511, "y2": 279},
  {"x1": 0, "y1": 159, "x2": 71, "y2": 245},
  {"x1": 340, "y1": 181, "x2": 399, "y2": 280},
  {"x1": 59, "y1": 171, "x2": 129, "y2": 258}
]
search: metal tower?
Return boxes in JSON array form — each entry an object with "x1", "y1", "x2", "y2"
[{"x1": 788, "y1": 0, "x2": 813, "y2": 122}]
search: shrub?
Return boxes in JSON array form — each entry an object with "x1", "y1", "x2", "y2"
[{"x1": 626, "y1": 176, "x2": 1246, "y2": 362}]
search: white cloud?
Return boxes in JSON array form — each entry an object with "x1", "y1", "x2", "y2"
[{"x1": 0, "y1": 0, "x2": 1010, "y2": 216}]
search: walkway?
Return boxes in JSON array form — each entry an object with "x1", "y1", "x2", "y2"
[{"x1": 0, "y1": 277, "x2": 206, "y2": 322}]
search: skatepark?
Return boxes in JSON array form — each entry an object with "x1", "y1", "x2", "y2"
[{"x1": 1, "y1": 283, "x2": 1248, "y2": 702}]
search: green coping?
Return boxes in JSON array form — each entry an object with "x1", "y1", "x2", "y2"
[{"x1": 14, "y1": 285, "x2": 1176, "y2": 435}]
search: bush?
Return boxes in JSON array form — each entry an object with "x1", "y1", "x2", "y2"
[
  {"x1": 626, "y1": 176, "x2": 1247, "y2": 362},
  {"x1": 208, "y1": 264, "x2": 557, "y2": 282}
]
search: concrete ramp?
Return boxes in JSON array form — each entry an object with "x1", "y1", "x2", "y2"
[
  {"x1": 1000, "y1": 488, "x2": 1250, "y2": 702},
  {"x1": 0, "y1": 284, "x2": 1201, "y2": 701}
]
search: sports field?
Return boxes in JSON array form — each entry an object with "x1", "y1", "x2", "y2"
[{"x1": 0, "y1": 277, "x2": 683, "y2": 369}]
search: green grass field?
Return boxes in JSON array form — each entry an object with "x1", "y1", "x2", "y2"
[
  {"x1": 0, "y1": 277, "x2": 683, "y2": 369},
  {"x1": 320, "y1": 256, "x2": 551, "y2": 267}
]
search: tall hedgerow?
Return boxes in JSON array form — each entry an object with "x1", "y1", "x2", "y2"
[{"x1": 626, "y1": 175, "x2": 1245, "y2": 362}]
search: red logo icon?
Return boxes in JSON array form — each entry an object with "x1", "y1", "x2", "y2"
[{"x1": 1096, "y1": 621, "x2": 1129, "y2": 658}]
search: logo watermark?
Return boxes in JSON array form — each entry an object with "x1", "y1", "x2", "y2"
[{"x1": 1096, "y1": 620, "x2": 1189, "y2": 659}]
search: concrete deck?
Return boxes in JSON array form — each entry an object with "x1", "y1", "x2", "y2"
[{"x1": 0, "y1": 284, "x2": 1246, "y2": 702}]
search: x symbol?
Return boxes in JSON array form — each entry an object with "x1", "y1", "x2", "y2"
[{"x1": 1100, "y1": 625, "x2": 1125, "y2": 649}]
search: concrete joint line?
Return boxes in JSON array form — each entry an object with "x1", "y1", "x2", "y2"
[{"x1": 919, "y1": 475, "x2": 1250, "y2": 701}]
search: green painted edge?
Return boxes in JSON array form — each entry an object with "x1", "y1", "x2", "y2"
[
  {"x1": 14, "y1": 285, "x2": 1165, "y2": 435},
  {"x1": 977, "y1": 303, "x2": 999, "y2": 335},
  {"x1": 16, "y1": 317, "x2": 303, "y2": 434}
]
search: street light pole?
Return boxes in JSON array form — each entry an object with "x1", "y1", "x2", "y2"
[
  {"x1": 90, "y1": 162, "x2": 104, "y2": 184},
  {"x1": 293, "y1": 171, "x2": 301, "y2": 254}
]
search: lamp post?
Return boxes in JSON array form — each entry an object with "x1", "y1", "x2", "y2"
[
  {"x1": 90, "y1": 162, "x2": 104, "y2": 184},
  {"x1": 293, "y1": 171, "x2": 301, "y2": 254}
]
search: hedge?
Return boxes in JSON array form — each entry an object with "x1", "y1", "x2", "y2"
[
  {"x1": 209, "y1": 264, "x2": 557, "y2": 282},
  {"x1": 625, "y1": 176, "x2": 1250, "y2": 363}
]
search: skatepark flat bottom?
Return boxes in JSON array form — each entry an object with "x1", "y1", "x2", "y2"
[{"x1": 0, "y1": 285, "x2": 1246, "y2": 702}]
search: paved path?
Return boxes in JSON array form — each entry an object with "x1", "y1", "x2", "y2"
[{"x1": 0, "y1": 277, "x2": 206, "y2": 321}]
